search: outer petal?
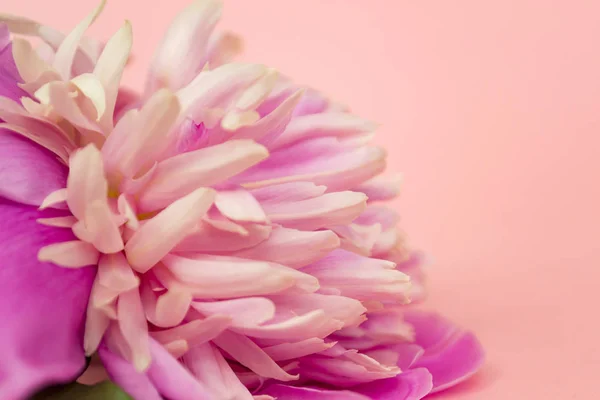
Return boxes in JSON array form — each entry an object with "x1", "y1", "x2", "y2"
[
  {"x1": 0, "y1": 129, "x2": 67, "y2": 206},
  {"x1": 354, "y1": 368, "x2": 433, "y2": 400},
  {"x1": 260, "y1": 385, "x2": 371, "y2": 400},
  {"x1": 404, "y1": 311, "x2": 485, "y2": 393},
  {"x1": 0, "y1": 24, "x2": 29, "y2": 102},
  {"x1": 0, "y1": 200, "x2": 95, "y2": 398},
  {"x1": 99, "y1": 338, "x2": 212, "y2": 400}
]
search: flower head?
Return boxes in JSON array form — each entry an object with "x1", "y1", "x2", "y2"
[{"x1": 0, "y1": 1, "x2": 483, "y2": 399}]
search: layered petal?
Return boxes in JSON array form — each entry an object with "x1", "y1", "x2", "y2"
[
  {"x1": 0, "y1": 24, "x2": 29, "y2": 101},
  {"x1": 0, "y1": 200, "x2": 95, "y2": 398},
  {"x1": 100, "y1": 338, "x2": 213, "y2": 400},
  {"x1": 0, "y1": 129, "x2": 67, "y2": 206},
  {"x1": 404, "y1": 311, "x2": 485, "y2": 392}
]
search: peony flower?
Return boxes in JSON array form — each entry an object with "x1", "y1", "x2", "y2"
[{"x1": 0, "y1": 1, "x2": 484, "y2": 399}]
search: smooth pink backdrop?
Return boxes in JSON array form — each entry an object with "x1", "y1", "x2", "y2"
[{"x1": 3, "y1": 0, "x2": 599, "y2": 398}]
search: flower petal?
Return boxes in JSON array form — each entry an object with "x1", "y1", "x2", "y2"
[
  {"x1": 0, "y1": 200, "x2": 94, "y2": 398},
  {"x1": 0, "y1": 25, "x2": 29, "y2": 101},
  {"x1": 138, "y1": 139, "x2": 268, "y2": 212},
  {"x1": 233, "y1": 227, "x2": 340, "y2": 269},
  {"x1": 0, "y1": 129, "x2": 67, "y2": 206},
  {"x1": 183, "y1": 343, "x2": 254, "y2": 400},
  {"x1": 146, "y1": 0, "x2": 222, "y2": 93},
  {"x1": 212, "y1": 330, "x2": 298, "y2": 381},
  {"x1": 353, "y1": 368, "x2": 433, "y2": 400},
  {"x1": 101, "y1": 88, "x2": 181, "y2": 180},
  {"x1": 100, "y1": 338, "x2": 213, "y2": 400},
  {"x1": 93, "y1": 20, "x2": 132, "y2": 131},
  {"x1": 52, "y1": 0, "x2": 106, "y2": 80},
  {"x1": 260, "y1": 384, "x2": 370, "y2": 400},
  {"x1": 125, "y1": 187, "x2": 216, "y2": 272},
  {"x1": 404, "y1": 311, "x2": 485, "y2": 393}
]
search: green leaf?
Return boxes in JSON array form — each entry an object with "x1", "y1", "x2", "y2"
[{"x1": 30, "y1": 381, "x2": 132, "y2": 400}]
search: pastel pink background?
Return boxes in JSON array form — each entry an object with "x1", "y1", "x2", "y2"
[{"x1": 4, "y1": 0, "x2": 600, "y2": 398}]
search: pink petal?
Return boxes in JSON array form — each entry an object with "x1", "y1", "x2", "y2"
[
  {"x1": 263, "y1": 191, "x2": 367, "y2": 231},
  {"x1": 97, "y1": 252, "x2": 139, "y2": 292},
  {"x1": 174, "y1": 220, "x2": 271, "y2": 252},
  {"x1": 38, "y1": 240, "x2": 99, "y2": 268},
  {"x1": 235, "y1": 309, "x2": 343, "y2": 341},
  {"x1": 146, "y1": 0, "x2": 222, "y2": 93},
  {"x1": 212, "y1": 330, "x2": 298, "y2": 381},
  {"x1": 177, "y1": 63, "x2": 267, "y2": 115},
  {"x1": 137, "y1": 139, "x2": 268, "y2": 212},
  {"x1": 230, "y1": 89, "x2": 303, "y2": 144},
  {"x1": 233, "y1": 227, "x2": 340, "y2": 269},
  {"x1": 262, "y1": 338, "x2": 336, "y2": 361},
  {"x1": 141, "y1": 285, "x2": 193, "y2": 328},
  {"x1": 251, "y1": 182, "x2": 326, "y2": 204},
  {"x1": 161, "y1": 254, "x2": 309, "y2": 298},
  {"x1": 0, "y1": 27, "x2": 29, "y2": 101},
  {"x1": 353, "y1": 368, "x2": 434, "y2": 400},
  {"x1": 39, "y1": 188, "x2": 68, "y2": 210},
  {"x1": 237, "y1": 139, "x2": 386, "y2": 192},
  {"x1": 66, "y1": 144, "x2": 123, "y2": 253},
  {"x1": 354, "y1": 175, "x2": 402, "y2": 202},
  {"x1": 125, "y1": 187, "x2": 215, "y2": 273},
  {"x1": 205, "y1": 31, "x2": 243, "y2": 68},
  {"x1": 93, "y1": 21, "x2": 132, "y2": 131},
  {"x1": 183, "y1": 343, "x2": 254, "y2": 400},
  {"x1": 269, "y1": 112, "x2": 377, "y2": 150},
  {"x1": 100, "y1": 338, "x2": 213, "y2": 400},
  {"x1": 0, "y1": 129, "x2": 68, "y2": 206},
  {"x1": 0, "y1": 202, "x2": 94, "y2": 398},
  {"x1": 36, "y1": 215, "x2": 77, "y2": 228},
  {"x1": 10, "y1": 37, "x2": 60, "y2": 92},
  {"x1": 404, "y1": 311, "x2": 485, "y2": 393},
  {"x1": 192, "y1": 297, "x2": 276, "y2": 328},
  {"x1": 215, "y1": 189, "x2": 267, "y2": 223},
  {"x1": 101, "y1": 88, "x2": 181, "y2": 180},
  {"x1": 0, "y1": 97, "x2": 75, "y2": 162},
  {"x1": 52, "y1": 0, "x2": 105, "y2": 80},
  {"x1": 151, "y1": 315, "x2": 232, "y2": 348},
  {"x1": 118, "y1": 288, "x2": 151, "y2": 372},
  {"x1": 260, "y1": 385, "x2": 371, "y2": 400}
]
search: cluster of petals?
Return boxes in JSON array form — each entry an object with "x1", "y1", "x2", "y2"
[{"x1": 0, "y1": 1, "x2": 483, "y2": 399}]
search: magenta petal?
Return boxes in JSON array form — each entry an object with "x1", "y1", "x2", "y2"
[
  {"x1": 353, "y1": 368, "x2": 433, "y2": 400},
  {"x1": 404, "y1": 311, "x2": 485, "y2": 393},
  {"x1": 99, "y1": 338, "x2": 212, "y2": 400},
  {"x1": 0, "y1": 200, "x2": 95, "y2": 398},
  {"x1": 260, "y1": 384, "x2": 371, "y2": 400},
  {"x1": 0, "y1": 25, "x2": 29, "y2": 102},
  {"x1": 0, "y1": 129, "x2": 68, "y2": 206}
]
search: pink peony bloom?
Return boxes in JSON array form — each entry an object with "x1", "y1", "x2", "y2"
[{"x1": 0, "y1": 1, "x2": 484, "y2": 399}]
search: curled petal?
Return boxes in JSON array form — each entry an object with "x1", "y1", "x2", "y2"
[{"x1": 404, "y1": 312, "x2": 485, "y2": 392}]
